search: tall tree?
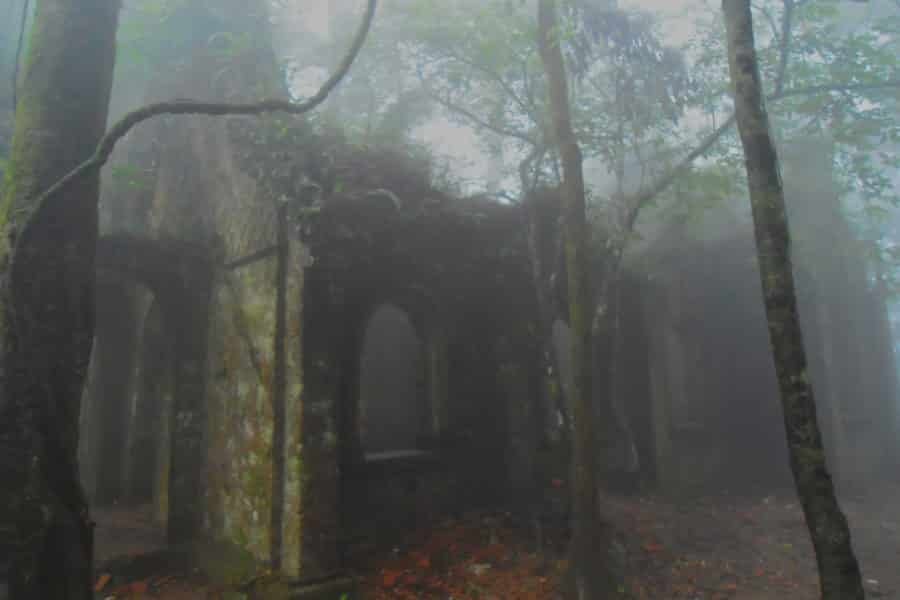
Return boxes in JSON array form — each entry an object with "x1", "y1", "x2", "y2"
[
  {"x1": 537, "y1": 1, "x2": 620, "y2": 597},
  {"x1": 0, "y1": 2, "x2": 121, "y2": 598},
  {"x1": 722, "y1": 1, "x2": 865, "y2": 598}
]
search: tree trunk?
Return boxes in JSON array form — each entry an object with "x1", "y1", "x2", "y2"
[
  {"x1": 537, "y1": 1, "x2": 618, "y2": 597},
  {"x1": 0, "y1": 1, "x2": 120, "y2": 598},
  {"x1": 722, "y1": 2, "x2": 865, "y2": 598}
]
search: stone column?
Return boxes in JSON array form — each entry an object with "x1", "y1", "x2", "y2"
[
  {"x1": 642, "y1": 281, "x2": 675, "y2": 492},
  {"x1": 299, "y1": 265, "x2": 343, "y2": 577},
  {"x1": 92, "y1": 281, "x2": 141, "y2": 505},
  {"x1": 426, "y1": 321, "x2": 450, "y2": 436},
  {"x1": 167, "y1": 263, "x2": 213, "y2": 545}
]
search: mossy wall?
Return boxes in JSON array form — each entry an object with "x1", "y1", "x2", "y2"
[
  {"x1": 206, "y1": 261, "x2": 275, "y2": 561},
  {"x1": 73, "y1": 0, "x2": 310, "y2": 574},
  {"x1": 204, "y1": 243, "x2": 304, "y2": 574},
  {"x1": 88, "y1": 47, "x2": 306, "y2": 577}
]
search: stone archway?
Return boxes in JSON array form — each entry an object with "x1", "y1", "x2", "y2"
[
  {"x1": 82, "y1": 234, "x2": 213, "y2": 545},
  {"x1": 343, "y1": 286, "x2": 450, "y2": 465},
  {"x1": 296, "y1": 195, "x2": 540, "y2": 579},
  {"x1": 81, "y1": 277, "x2": 148, "y2": 506},
  {"x1": 124, "y1": 299, "x2": 176, "y2": 524}
]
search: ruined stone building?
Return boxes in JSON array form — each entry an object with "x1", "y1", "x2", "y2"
[
  {"x1": 76, "y1": 22, "x2": 546, "y2": 579},
  {"x1": 68, "y1": 1, "x2": 900, "y2": 590}
]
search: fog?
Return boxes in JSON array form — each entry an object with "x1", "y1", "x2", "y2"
[{"x1": 1, "y1": 0, "x2": 898, "y2": 597}]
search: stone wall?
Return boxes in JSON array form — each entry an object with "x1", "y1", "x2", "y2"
[
  {"x1": 619, "y1": 137, "x2": 900, "y2": 494},
  {"x1": 80, "y1": 0, "x2": 309, "y2": 573}
]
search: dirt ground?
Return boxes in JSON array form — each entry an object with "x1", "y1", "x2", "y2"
[{"x1": 93, "y1": 483, "x2": 900, "y2": 599}]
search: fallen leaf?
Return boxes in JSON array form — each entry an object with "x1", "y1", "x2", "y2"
[
  {"x1": 382, "y1": 570, "x2": 401, "y2": 588},
  {"x1": 94, "y1": 574, "x2": 112, "y2": 592}
]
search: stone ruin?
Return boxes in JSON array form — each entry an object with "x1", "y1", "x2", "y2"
[{"x1": 73, "y1": 33, "x2": 898, "y2": 585}]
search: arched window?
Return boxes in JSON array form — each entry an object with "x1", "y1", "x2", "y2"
[
  {"x1": 358, "y1": 304, "x2": 426, "y2": 455},
  {"x1": 128, "y1": 298, "x2": 175, "y2": 513}
]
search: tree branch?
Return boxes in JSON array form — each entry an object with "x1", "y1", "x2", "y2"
[
  {"x1": 10, "y1": 0, "x2": 378, "y2": 263},
  {"x1": 777, "y1": 78, "x2": 900, "y2": 99},
  {"x1": 434, "y1": 49, "x2": 537, "y2": 121},
  {"x1": 419, "y1": 73, "x2": 541, "y2": 147},
  {"x1": 774, "y1": 0, "x2": 795, "y2": 96},
  {"x1": 624, "y1": 76, "x2": 900, "y2": 233},
  {"x1": 625, "y1": 113, "x2": 736, "y2": 232}
]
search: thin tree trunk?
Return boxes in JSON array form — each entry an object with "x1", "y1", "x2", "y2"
[
  {"x1": 537, "y1": 1, "x2": 618, "y2": 597},
  {"x1": 0, "y1": 1, "x2": 121, "y2": 599},
  {"x1": 722, "y1": 2, "x2": 865, "y2": 598}
]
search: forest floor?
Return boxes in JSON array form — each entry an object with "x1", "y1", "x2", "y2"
[{"x1": 93, "y1": 483, "x2": 900, "y2": 599}]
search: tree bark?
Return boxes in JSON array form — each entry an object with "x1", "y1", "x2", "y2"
[
  {"x1": 537, "y1": 1, "x2": 618, "y2": 597},
  {"x1": 0, "y1": 1, "x2": 121, "y2": 599},
  {"x1": 722, "y1": 2, "x2": 865, "y2": 598}
]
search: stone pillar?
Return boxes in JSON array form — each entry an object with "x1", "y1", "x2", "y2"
[
  {"x1": 299, "y1": 265, "x2": 343, "y2": 578},
  {"x1": 499, "y1": 343, "x2": 539, "y2": 506},
  {"x1": 642, "y1": 281, "x2": 674, "y2": 492},
  {"x1": 125, "y1": 300, "x2": 173, "y2": 504},
  {"x1": 426, "y1": 321, "x2": 450, "y2": 435},
  {"x1": 167, "y1": 264, "x2": 213, "y2": 545},
  {"x1": 92, "y1": 281, "x2": 140, "y2": 505}
]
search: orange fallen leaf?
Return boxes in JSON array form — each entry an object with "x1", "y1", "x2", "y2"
[
  {"x1": 642, "y1": 542, "x2": 664, "y2": 553},
  {"x1": 382, "y1": 570, "x2": 401, "y2": 588},
  {"x1": 722, "y1": 582, "x2": 738, "y2": 592},
  {"x1": 94, "y1": 574, "x2": 111, "y2": 592},
  {"x1": 131, "y1": 580, "x2": 149, "y2": 594}
]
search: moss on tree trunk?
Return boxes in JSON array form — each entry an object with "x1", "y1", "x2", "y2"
[
  {"x1": 0, "y1": 1, "x2": 120, "y2": 598},
  {"x1": 722, "y1": 1, "x2": 864, "y2": 598}
]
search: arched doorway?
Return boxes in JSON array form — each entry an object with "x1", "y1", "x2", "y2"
[
  {"x1": 80, "y1": 234, "x2": 214, "y2": 562},
  {"x1": 125, "y1": 299, "x2": 175, "y2": 524},
  {"x1": 358, "y1": 303, "x2": 427, "y2": 456},
  {"x1": 80, "y1": 279, "x2": 153, "y2": 506}
]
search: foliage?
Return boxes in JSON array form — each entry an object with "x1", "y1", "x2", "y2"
[
  {"x1": 325, "y1": 0, "x2": 899, "y2": 267},
  {"x1": 686, "y1": 0, "x2": 900, "y2": 288},
  {"x1": 274, "y1": 0, "x2": 435, "y2": 147},
  {"x1": 115, "y1": 0, "x2": 278, "y2": 97}
]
